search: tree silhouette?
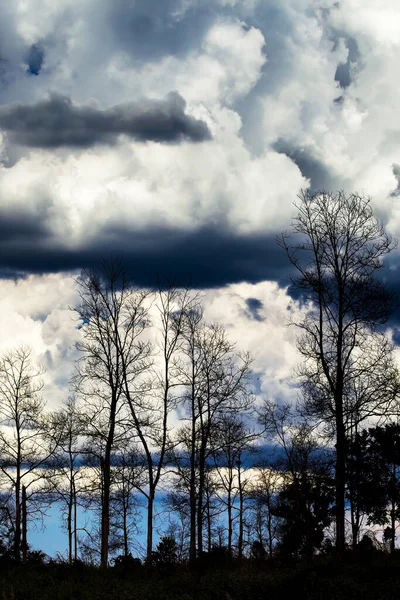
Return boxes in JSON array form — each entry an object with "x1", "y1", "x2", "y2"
[{"x1": 279, "y1": 190, "x2": 397, "y2": 555}]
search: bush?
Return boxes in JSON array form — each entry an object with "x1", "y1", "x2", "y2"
[
  {"x1": 250, "y1": 540, "x2": 266, "y2": 561},
  {"x1": 112, "y1": 553, "x2": 142, "y2": 571},
  {"x1": 151, "y1": 536, "x2": 178, "y2": 567},
  {"x1": 27, "y1": 549, "x2": 47, "y2": 564},
  {"x1": 197, "y1": 546, "x2": 233, "y2": 571}
]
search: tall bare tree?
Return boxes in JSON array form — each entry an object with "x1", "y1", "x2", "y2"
[
  {"x1": 279, "y1": 190, "x2": 397, "y2": 555},
  {"x1": 73, "y1": 260, "x2": 152, "y2": 567},
  {"x1": 48, "y1": 396, "x2": 87, "y2": 563},
  {"x1": 248, "y1": 466, "x2": 281, "y2": 558},
  {"x1": 110, "y1": 441, "x2": 147, "y2": 559},
  {"x1": 212, "y1": 413, "x2": 256, "y2": 556},
  {"x1": 120, "y1": 283, "x2": 195, "y2": 561},
  {"x1": 258, "y1": 399, "x2": 334, "y2": 558},
  {"x1": 175, "y1": 312, "x2": 253, "y2": 559},
  {"x1": 0, "y1": 346, "x2": 57, "y2": 559}
]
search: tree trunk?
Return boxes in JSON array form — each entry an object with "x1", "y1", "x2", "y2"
[
  {"x1": 22, "y1": 485, "x2": 27, "y2": 563},
  {"x1": 189, "y1": 380, "x2": 197, "y2": 562},
  {"x1": 335, "y1": 410, "x2": 346, "y2": 557},
  {"x1": 100, "y1": 458, "x2": 111, "y2": 568},
  {"x1": 189, "y1": 455, "x2": 197, "y2": 561},
  {"x1": 206, "y1": 494, "x2": 212, "y2": 552},
  {"x1": 123, "y1": 502, "x2": 129, "y2": 558},
  {"x1": 267, "y1": 501, "x2": 273, "y2": 558},
  {"x1": 15, "y1": 476, "x2": 21, "y2": 560},
  {"x1": 349, "y1": 482, "x2": 359, "y2": 551},
  {"x1": 237, "y1": 462, "x2": 244, "y2": 559},
  {"x1": 197, "y1": 442, "x2": 206, "y2": 555},
  {"x1": 73, "y1": 480, "x2": 78, "y2": 561},
  {"x1": 100, "y1": 388, "x2": 118, "y2": 569},
  {"x1": 68, "y1": 496, "x2": 73, "y2": 564},
  {"x1": 391, "y1": 464, "x2": 396, "y2": 553},
  {"x1": 391, "y1": 501, "x2": 396, "y2": 553},
  {"x1": 146, "y1": 491, "x2": 154, "y2": 562},
  {"x1": 227, "y1": 487, "x2": 232, "y2": 553},
  {"x1": 68, "y1": 471, "x2": 73, "y2": 563}
]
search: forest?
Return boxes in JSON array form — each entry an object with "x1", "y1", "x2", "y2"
[{"x1": 1, "y1": 190, "x2": 400, "y2": 599}]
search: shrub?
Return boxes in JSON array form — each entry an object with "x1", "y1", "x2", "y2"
[{"x1": 151, "y1": 536, "x2": 178, "y2": 567}]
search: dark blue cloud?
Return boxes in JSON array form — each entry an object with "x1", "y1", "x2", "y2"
[
  {"x1": 0, "y1": 217, "x2": 291, "y2": 289},
  {"x1": 273, "y1": 140, "x2": 349, "y2": 192},
  {"x1": 390, "y1": 164, "x2": 400, "y2": 197},
  {"x1": 391, "y1": 327, "x2": 400, "y2": 346},
  {"x1": 284, "y1": 251, "x2": 400, "y2": 327},
  {"x1": 245, "y1": 297, "x2": 264, "y2": 321},
  {"x1": 26, "y1": 43, "x2": 44, "y2": 75},
  {"x1": 0, "y1": 92, "x2": 211, "y2": 148},
  {"x1": 1, "y1": 205, "x2": 398, "y2": 330},
  {"x1": 334, "y1": 36, "x2": 360, "y2": 89},
  {"x1": 0, "y1": 211, "x2": 51, "y2": 242}
]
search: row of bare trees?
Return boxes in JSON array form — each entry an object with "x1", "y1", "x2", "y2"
[
  {"x1": 71, "y1": 265, "x2": 254, "y2": 566},
  {"x1": 0, "y1": 190, "x2": 399, "y2": 563},
  {"x1": 0, "y1": 266, "x2": 259, "y2": 566}
]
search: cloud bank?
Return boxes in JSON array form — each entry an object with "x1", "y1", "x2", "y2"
[
  {"x1": 0, "y1": 92, "x2": 211, "y2": 148},
  {"x1": 0, "y1": 0, "x2": 399, "y2": 288}
]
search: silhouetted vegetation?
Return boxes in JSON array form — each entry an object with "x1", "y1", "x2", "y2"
[
  {"x1": 1, "y1": 191, "x2": 400, "y2": 597},
  {"x1": 1, "y1": 551, "x2": 400, "y2": 599}
]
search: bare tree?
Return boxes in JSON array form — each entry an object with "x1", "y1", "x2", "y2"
[
  {"x1": 48, "y1": 396, "x2": 87, "y2": 563},
  {"x1": 110, "y1": 441, "x2": 147, "y2": 558},
  {"x1": 175, "y1": 312, "x2": 253, "y2": 559},
  {"x1": 279, "y1": 190, "x2": 397, "y2": 555},
  {"x1": 73, "y1": 260, "x2": 152, "y2": 567},
  {"x1": 177, "y1": 306, "x2": 203, "y2": 562},
  {"x1": 258, "y1": 399, "x2": 334, "y2": 558},
  {"x1": 120, "y1": 283, "x2": 196, "y2": 561},
  {"x1": 248, "y1": 467, "x2": 281, "y2": 558},
  {"x1": 163, "y1": 490, "x2": 191, "y2": 561},
  {"x1": 212, "y1": 413, "x2": 256, "y2": 557},
  {"x1": 0, "y1": 346, "x2": 58, "y2": 559}
]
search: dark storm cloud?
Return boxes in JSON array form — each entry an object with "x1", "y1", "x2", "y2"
[
  {"x1": 0, "y1": 219, "x2": 290, "y2": 289},
  {"x1": 273, "y1": 141, "x2": 343, "y2": 192},
  {"x1": 1, "y1": 211, "x2": 399, "y2": 328},
  {"x1": 334, "y1": 36, "x2": 361, "y2": 89},
  {"x1": 245, "y1": 297, "x2": 264, "y2": 321},
  {"x1": 0, "y1": 92, "x2": 211, "y2": 148},
  {"x1": 0, "y1": 211, "x2": 51, "y2": 243},
  {"x1": 392, "y1": 327, "x2": 400, "y2": 347},
  {"x1": 283, "y1": 250, "x2": 400, "y2": 327},
  {"x1": 376, "y1": 256, "x2": 400, "y2": 327},
  {"x1": 26, "y1": 43, "x2": 44, "y2": 75},
  {"x1": 334, "y1": 62, "x2": 351, "y2": 89},
  {"x1": 390, "y1": 164, "x2": 400, "y2": 197}
]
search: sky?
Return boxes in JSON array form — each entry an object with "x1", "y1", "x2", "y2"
[
  {"x1": 2, "y1": 0, "x2": 400, "y2": 555},
  {"x1": 1, "y1": 0, "x2": 400, "y2": 402}
]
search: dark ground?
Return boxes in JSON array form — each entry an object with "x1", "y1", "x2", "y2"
[{"x1": 0, "y1": 553, "x2": 399, "y2": 600}]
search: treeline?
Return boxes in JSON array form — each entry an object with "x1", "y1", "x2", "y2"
[
  {"x1": 0, "y1": 190, "x2": 400, "y2": 568},
  {"x1": 0, "y1": 272, "x2": 256, "y2": 566}
]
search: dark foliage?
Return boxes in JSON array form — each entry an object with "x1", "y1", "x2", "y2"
[
  {"x1": 151, "y1": 536, "x2": 178, "y2": 568},
  {"x1": 275, "y1": 472, "x2": 335, "y2": 558},
  {"x1": 2, "y1": 555, "x2": 400, "y2": 599}
]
